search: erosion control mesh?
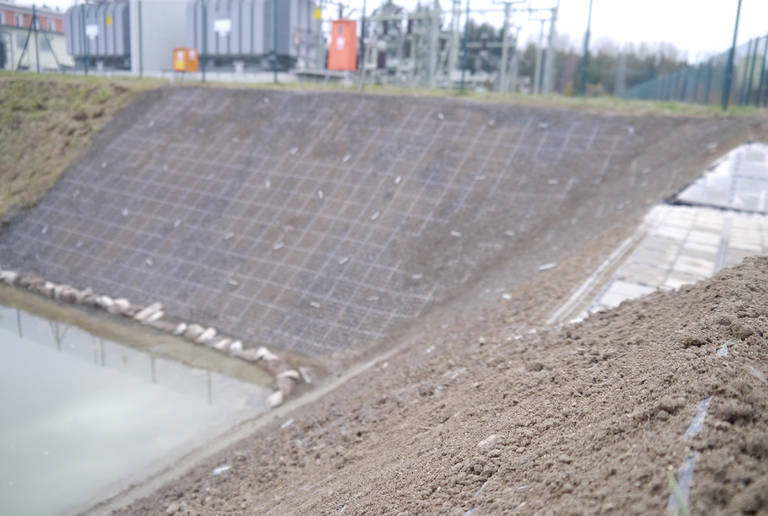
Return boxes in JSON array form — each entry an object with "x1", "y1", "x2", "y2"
[{"x1": 0, "y1": 88, "x2": 758, "y2": 355}]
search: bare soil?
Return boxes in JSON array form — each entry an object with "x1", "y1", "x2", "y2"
[{"x1": 119, "y1": 256, "x2": 768, "y2": 515}]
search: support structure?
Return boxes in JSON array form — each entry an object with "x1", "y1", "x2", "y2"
[{"x1": 722, "y1": 0, "x2": 743, "y2": 111}]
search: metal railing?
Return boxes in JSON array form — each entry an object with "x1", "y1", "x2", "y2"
[{"x1": 622, "y1": 35, "x2": 768, "y2": 109}]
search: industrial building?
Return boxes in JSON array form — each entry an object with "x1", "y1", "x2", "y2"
[
  {"x1": 63, "y1": 0, "x2": 319, "y2": 77},
  {"x1": 0, "y1": 1, "x2": 74, "y2": 71}
]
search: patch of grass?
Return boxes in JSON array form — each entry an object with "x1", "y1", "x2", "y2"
[
  {"x1": 0, "y1": 72, "x2": 163, "y2": 221},
  {"x1": 668, "y1": 471, "x2": 691, "y2": 516},
  {"x1": 200, "y1": 77, "x2": 768, "y2": 118}
]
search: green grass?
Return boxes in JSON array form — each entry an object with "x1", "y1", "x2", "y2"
[
  {"x1": 0, "y1": 72, "x2": 163, "y2": 221},
  {"x1": 198, "y1": 76, "x2": 768, "y2": 117}
]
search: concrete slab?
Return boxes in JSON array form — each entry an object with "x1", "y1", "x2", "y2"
[{"x1": 676, "y1": 143, "x2": 768, "y2": 214}]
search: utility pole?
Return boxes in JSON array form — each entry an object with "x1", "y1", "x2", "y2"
[
  {"x1": 460, "y1": 0, "x2": 470, "y2": 93},
  {"x1": 201, "y1": 0, "x2": 206, "y2": 82},
  {"x1": 428, "y1": 0, "x2": 440, "y2": 88},
  {"x1": 498, "y1": 2, "x2": 511, "y2": 91},
  {"x1": 359, "y1": 0, "x2": 367, "y2": 88},
  {"x1": 578, "y1": 0, "x2": 593, "y2": 95},
  {"x1": 542, "y1": 1, "x2": 559, "y2": 94},
  {"x1": 721, "y1": 0, "x2": 743, "y2": 110},
  {"x1": 448, "y1": 0, "x2": 461, "y2": 85},
  {"x1": 81, "y1": 3, "x2": 88, "y2": 75},
  {"x1": 32, "y1": 5, "x2": 40, "y2": 73},
  {"x1": 533, "y1": 19, "x2": 544, "y2": 94},
  {"x1": 273, "y1": 0, "x2": 279, "y2": 83}
]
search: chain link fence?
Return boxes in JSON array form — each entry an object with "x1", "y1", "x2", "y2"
[{"x1": 622, "y1": 35, "x2": 768, "y2": 108}]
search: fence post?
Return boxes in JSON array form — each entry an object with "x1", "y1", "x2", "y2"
[
  {"x1": 758, "y1": 35, "x2": 768, "y2": 106},
  {"x1": 739, "y1": 38, "x2": 753, "y2": 105},
  {"x1": 704, "y1": 59, "x2": 713, "y2": 104},
  {"x1": 747, "y1": 38, "x2": 759, "y2": 104},
  {"x1": 722, "y1": 0, "x2": 743, "y2": 110}
]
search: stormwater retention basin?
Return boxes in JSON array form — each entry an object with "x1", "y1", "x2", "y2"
[{"x1": 0, "y1": 297, "x2": 271, "y2": 516}]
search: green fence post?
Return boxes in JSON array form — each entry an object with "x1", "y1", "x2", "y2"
[
  {"x1": 758, "y1": 35, "x2": 768, "y2": 106},
  {"x1": 704, "y1": 59, "x2": 713, "y2": 104},
  {"x1": 746, "y1": 37, "x2": 760, "y2": 105},
  {"x1": 722, "y1": 0, "x2": 743, "y2": 110},
  {"x1": 739, "y1": 38, "x2": 753, "y2": 105}
]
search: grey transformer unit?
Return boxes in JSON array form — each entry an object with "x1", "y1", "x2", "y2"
[
  {"x1": 65, "y1": 2, "x2": 130, "y2": 69},
  {"x1": 187, "y1": 0, "x2": 319, "y2": 70}
]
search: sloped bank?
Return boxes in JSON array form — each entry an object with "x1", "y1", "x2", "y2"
[
  {"x1": 0, "y1": 86, "x2": 763, "y2": 363},
  {"x1": 121, "y1": 256, "x2": 767, "y2": 515}
]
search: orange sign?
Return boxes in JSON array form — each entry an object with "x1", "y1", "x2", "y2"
[
  {"x1": 328, "y1": 20, "x2": 357, "y2": 72},
  {"x1": 173, "y1": 48, "x2": 199, "y2": 72}
]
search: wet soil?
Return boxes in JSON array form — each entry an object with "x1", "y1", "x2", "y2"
[{"x1": 121, "y1": 256, "x2": 768, "y2": 515}]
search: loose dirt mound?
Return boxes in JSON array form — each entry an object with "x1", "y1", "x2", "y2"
[
  {"x1": 121, "y1": 256, "x2": 768, "y2": 515},
  {"x1": 0, "y1": 87, "x2": 763, "y2": 359}
]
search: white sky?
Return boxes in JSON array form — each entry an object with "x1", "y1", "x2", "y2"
[{"x1": 26, "y1": 0, "x2": 768, "y2": 62}]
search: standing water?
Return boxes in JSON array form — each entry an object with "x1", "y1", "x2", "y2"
[{"x1": 0, "y1": 303, "x2": 271, "y2": 515}]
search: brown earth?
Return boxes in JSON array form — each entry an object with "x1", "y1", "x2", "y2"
[{"x1": 120, "y1": 256, "x2": 768, "y2": 515}]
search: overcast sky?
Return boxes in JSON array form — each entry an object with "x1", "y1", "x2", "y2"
[{"x1": 31, "y1": 0, "x2": 766, "y2": 62}]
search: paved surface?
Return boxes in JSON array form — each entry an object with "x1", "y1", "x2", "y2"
[
  {"x1": 588, "y1": 144, "x2": 768, "y2": 314},
  {"x1": 0, "y1": 88, "x2": 757, "y2": 356},
  {"x1": 677, "y1": 143, "x2": 768, "y2": 214}
]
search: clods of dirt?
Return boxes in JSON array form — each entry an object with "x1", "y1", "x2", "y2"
[{"x1": 120, "y1": 256, "x2": 768, "y2": 515}]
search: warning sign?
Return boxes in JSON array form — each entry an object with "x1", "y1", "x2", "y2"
[{"x1": 313, "y1": 6, "x2": 322, "y2": 20}]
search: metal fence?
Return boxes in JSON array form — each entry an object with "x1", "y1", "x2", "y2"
[{"x1": 622, "y1": 35, "x2": 768, "y2": 108}]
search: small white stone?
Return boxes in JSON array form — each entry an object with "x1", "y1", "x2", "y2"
[
  {"x1": 224, "y1": 232, "x2": 234, "y2": 240},
  {"x1": 214, "y1": 338, "x2": 232, "y2": 351},
  {"x1": 317, "y1": 189, "x2": 324, "y2": 200},
  {"x1": 145, "y1": 311, "x2": 164, "y2": 323},
  {"x1": 277, "y1": 370, "x2": 300, "y2": 381},
  {"x1": 41, "y1": 225, "x2": 48, "y2": 235},
  {"x1": 450, "y1": 230, "x2": 462, "y2": 238},
  {"x1": 212, "y1": 464, "x2": 230, "y2": 475},
  {"x1": 538, "y1": 262, "x2": 556, "y2": 272},
  {"x1": 173, "y1": 219, "x2": 181, "y2": 228},
  {"x1": 338, "y1": 256, "x2": 349, "y2": 265},
  {"x1": 370, "y1": 211, "x2": 380, "y2": 221},
  {"x1": 265, "y1": 179, "x2": 271, "y2": 189},
  {"x1": 113, "y1": 298, "x2": 131, "y2": 312},
  {"x1": 135, "y1": 302, "x2": 162, "y2": 322},
  {"x1": 394, "y1": 175, "x2": 402, "y2": 185},
  {"x1": 229, "y1": 340, "x2": 243, "y2": 353},
  {"x1": 196, "y1": 327, "x2": 217, "y2": 344},
  {"x1": 145, "y1": 258, "x2": 153, "y2": 267},
  {"x1": 267, "y1": 390, "x2": 284, "y2": 408},
  {"x1": 272, "y1": 242, "x2": 284, "y2": 251},
  {"x1": 227, "y1": 279, "x2": 239, "y2": 287},
  {"x1": 289, "y1": 147, "x2": 298, "y2": 155},
  {"x1": 342, "y1": 154, "x2": 351, "y2": 162},
  {"x1": 501, "y1": 293, "x2": 511, "y2": 300},
  {"x1": 411, "y1": 273, "x2": 423, "y2": 280},
  {"x1": 101, "y1": 161, "x2": 107, "y2": 169},
  {"x1": 309, "y1": 301, "x2": 320, "y2": 309},
  {"x1": 173, "y1": 322, "x2": 188, "y2": 336},
  {"x1": 122, "y1": 208, "x2": 128, "y2": 217},
  {"x1": 437, "y1": 112, "x2": 444, "y2": 120}
]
